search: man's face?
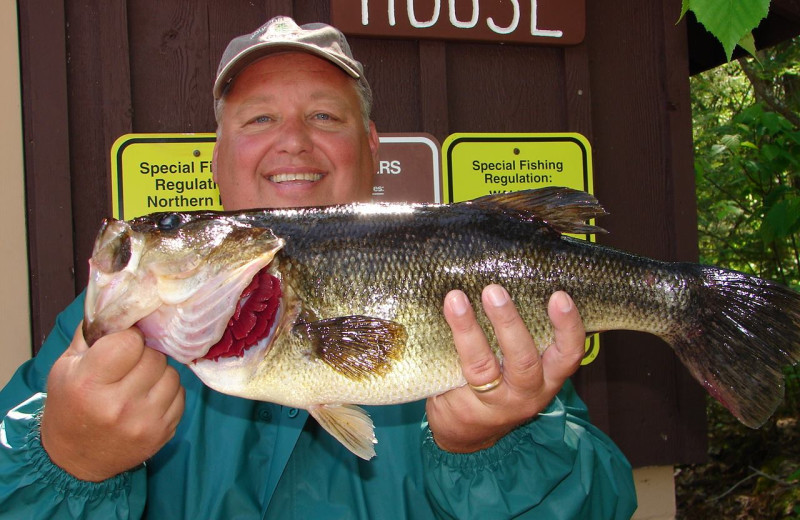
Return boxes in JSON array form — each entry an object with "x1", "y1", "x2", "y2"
[{"x1": 213, "y1": 52, "x2": 379, "y2": 210}]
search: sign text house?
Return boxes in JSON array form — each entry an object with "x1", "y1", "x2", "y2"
[{"x1": 331, "y1": 0, "x2": 585, "y2": 45}]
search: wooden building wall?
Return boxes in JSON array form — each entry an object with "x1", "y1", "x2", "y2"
[{"x1": 19, "y1": 0, "x2": 708, "y2": 466}]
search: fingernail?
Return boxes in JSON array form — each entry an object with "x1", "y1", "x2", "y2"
[
  {"x1": 554, "y1": 291, "x2": 573, "y2": 313},
  {"x1": 448, "y1": 292, "x2": 470, "y2": 316},
  {"x1": 486, "y1": 285, "x2": 509, "y2": 307}
]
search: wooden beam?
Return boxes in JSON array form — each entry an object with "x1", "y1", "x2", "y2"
[
  {"x1": 19, "y1": 0, "x2": 75, "y2": 350},
  {"x1": 67, "y1": 0, "x2": 134, "y2": 293}
]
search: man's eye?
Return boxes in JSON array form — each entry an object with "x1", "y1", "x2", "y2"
[
  {"x1": 251, "y1": 115, "x2": 272, "y2": 124},
  {"x1": 313, "y1": 113, "x2": 333, "y2": 121}
]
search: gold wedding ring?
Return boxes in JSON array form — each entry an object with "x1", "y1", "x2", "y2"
[{"x1": 468, "y1": 375, "x2": 502, "y2": 393}]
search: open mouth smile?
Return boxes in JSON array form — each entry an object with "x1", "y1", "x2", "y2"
[{"x1": 270, "y1": 172, "x2": 324, "y2": 183}]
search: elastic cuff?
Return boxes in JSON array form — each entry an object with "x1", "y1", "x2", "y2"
[
  {"x1": 421, "y1": 397, "x2": 566, "y2": 472},
  {"x1": 422, "y1": 418, "x2": 538, "y2": 473},
  {"x1": 11, "y1": 393, "x2": 136, "y2": 499}
]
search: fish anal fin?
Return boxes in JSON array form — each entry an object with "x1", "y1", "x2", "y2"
[
  {"x1": 298, "y1": 315, "x2": 407, "y2": 380},
  {"x1": 471, "y1": 187, "x2": 608, "y2": 235},
  {"x1": 309, "y1": 404, "x2": 377, "y2": 460}
]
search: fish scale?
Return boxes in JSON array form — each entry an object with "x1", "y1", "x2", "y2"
[{"x1": 83, "y1": 187, "x2": 800, "y2": 459}]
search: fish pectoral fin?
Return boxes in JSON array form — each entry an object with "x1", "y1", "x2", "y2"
[
  {"x1": 309, "y1": 404, "x2": 377, "y2": 460},
  {"x1": 299, "y1": 315, "x2": 407, "y2": 380}
]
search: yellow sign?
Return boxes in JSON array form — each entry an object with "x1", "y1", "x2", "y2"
[
  {"x1": 443, "y1": 132, "x2": 598, "y2": 364},
  {"x1": 111, "y1": 133, "x2": 443, "y2": 219},
  {"x1": 442, "y1": 132, "x2": 593, "y2": 202},
  {"x1": 111, "y1": 133, "x2": 221, "y2": 220}
]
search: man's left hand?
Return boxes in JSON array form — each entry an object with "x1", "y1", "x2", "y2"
[{"x1": 426, "y1": 285, "x2": 585, "y2": 453}]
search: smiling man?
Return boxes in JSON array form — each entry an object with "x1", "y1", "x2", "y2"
[
  {"x1": 0, "y1": 16, "x2": 637, "y2": 519},
  {"x1": 212, "y1": 51, "x2": 378, "y2": 209}
]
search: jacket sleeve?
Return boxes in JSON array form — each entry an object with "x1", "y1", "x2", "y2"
[
  {"x1": 0, "y1": 294, "x2": 147, "y2": 519},
  {"x1": 422, "y1": 381, "x2": 638, "y2": 520}
]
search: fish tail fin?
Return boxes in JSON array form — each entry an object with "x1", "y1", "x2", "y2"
[{"x1": 668, "y1": 265, "x2": 800, "y2": 428}]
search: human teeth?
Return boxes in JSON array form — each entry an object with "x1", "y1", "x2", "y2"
[{"x1": 271, "y1": 173, "x2": 323, "y2": 183}]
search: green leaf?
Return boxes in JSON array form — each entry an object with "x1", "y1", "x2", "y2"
[
  {"x1": 689, "y1": 0, "x2": 771, "y2": 61},
  {"x1": 761, "y1": 198, "x2": 800, "y2": 243},
  {"x1": 710, "y1": 143, "x2": 728, "y2": 156},
  {"x1": 679, "y1": 0, "x2": 691, "y2": 21},
  {"x1": 764, "y1": 185, "x2": 791, "y2": 207},
  {"x1": 760, "y1": 111, "x2": 781, "y2": 133},
  {"x1": 761, "y1": 143, "x2": 779, "y2": 161},
  {"x1": 787, "y1": 131, "x2": 800, "y2": 146},
  {"x1": 737, "y1": 32, "x2": 759, "y2": 61},
  {"x1": 719, "y1": 134, "x2": 741, "y2": 151}
]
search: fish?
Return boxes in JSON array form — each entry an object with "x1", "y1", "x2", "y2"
[{"x1": 83, "y1": 187, "x2": 800, "y2": 459}]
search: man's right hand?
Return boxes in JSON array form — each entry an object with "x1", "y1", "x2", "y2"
[{"x1": 40, "y1": 325, "x2": 185, "y2": 482}]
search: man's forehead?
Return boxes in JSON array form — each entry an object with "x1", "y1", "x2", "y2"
[{"x1": 229, "y1": 89, "x2": 354, "y2": 112}]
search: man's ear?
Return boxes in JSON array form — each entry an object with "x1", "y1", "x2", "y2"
[
  {"x1": 368, "y1": 120, "x2": 380, "y2": 168},
  {"x1": 211, "y1": 139, "x2": 220, "y2": 184}
]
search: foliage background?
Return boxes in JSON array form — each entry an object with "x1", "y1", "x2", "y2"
[
  {"x1": 692, "y1": 40, "x2": 800, "y2": 292},
  {"x1": 675, "y1": 35, "x2": 800, "y2": 519}
]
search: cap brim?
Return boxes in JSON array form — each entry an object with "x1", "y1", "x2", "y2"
[{"x1": 213, "y1": 42, "x2": 362, "y2": 99}]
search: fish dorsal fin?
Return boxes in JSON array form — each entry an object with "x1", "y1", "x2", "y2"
[
  {"x1": 470, "y1": 187, "x2": 608, "y2": 235},
  {"x1": 297, "y1": 315, "x2": 407, "y2": 380},
  {"x1": 309, "y1": 404, "x2": 377, "y2": 460}
]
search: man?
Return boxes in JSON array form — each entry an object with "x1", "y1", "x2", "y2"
[{"x1": 0, "y1": 17, "x2": 636, "y2": 518}]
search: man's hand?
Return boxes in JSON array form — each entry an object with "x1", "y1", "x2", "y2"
[
  {"x1": 426, "y1": 285, "x2": 585, "y2": 453},
  {"x1": 40, "y1": 325, "x2": 185, "y2": 482}
]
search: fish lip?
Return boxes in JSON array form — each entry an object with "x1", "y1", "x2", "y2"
[{"x1": 84, "y1": 219, "x2": 151, "y2": 345}]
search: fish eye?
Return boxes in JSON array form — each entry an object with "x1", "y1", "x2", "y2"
[{"x1": 157, "y1": 213, "x2": 181, "y2": 231}]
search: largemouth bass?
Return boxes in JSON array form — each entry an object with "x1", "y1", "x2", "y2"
[{"x1": 83, "y1": 187, "x2": 800, "y2": 459}]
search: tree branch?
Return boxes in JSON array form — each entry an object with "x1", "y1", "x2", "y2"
[{"x1": 738, "y1": 57, "x2": 800, "y2": 129}]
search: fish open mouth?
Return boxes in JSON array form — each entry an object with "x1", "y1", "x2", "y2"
[{"x1": 202, "y1": 267, "x2": 282, "y2": 361}]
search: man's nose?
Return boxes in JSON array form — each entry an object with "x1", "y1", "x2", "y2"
[{"x1": 276, "y1": 117, "x2": 313, "y2": 154}]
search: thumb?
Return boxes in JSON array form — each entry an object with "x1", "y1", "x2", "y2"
[
  {"x1": 79, "y1": 327, "x2": 148, "y2": 385},
  {"x1": 66, "y1": 321, "x2": 90, "y2": 355}
]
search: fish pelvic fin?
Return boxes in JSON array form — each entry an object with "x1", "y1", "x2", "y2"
[
  {"x1": 297, "y1": 315, "x2": 407, "y2": 381},
  {"x1": 309, "y1": 404, "x2": 377, "y2": 460},
  {"x1": 470, "y1": 187, "x2": 608, "y2": 235},
  {"x1": 669, "y1": 265, "x2": 800, "y2": 428}
]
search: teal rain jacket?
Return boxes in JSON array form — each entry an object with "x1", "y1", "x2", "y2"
[{"x1": 0, "y1": 294, "x2": 637, "y2": 519}]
